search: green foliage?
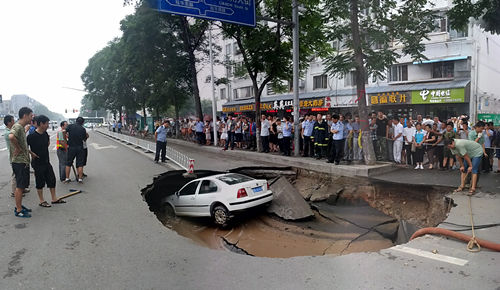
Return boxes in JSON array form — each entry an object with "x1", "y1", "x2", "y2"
[
  {"x1": 323, "y1": 0, "x2": 435, "y2": 80},
  {"x1": 449, "y1": 0, "x2": 500, "y2": 34},
  {"x1": 81, "y1": 2, "x2": 192, "y2": 121}
]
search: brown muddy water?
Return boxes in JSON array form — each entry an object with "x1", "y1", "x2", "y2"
[{"x1": 144, "y1": 168, "x2": 455, "y2": 258}]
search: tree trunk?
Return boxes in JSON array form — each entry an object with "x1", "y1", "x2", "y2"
[
  {"x1": 252, "y1": 78, "x2": 262, "y2": 152},
  {"x1": 350, "y1": 0, "x2": 376, "y2": 165},
  {"x1": 179, "y1": 17, "x2": 203, "y2": 121},
  {"x1": 142, "y1": 101, "x2": 147, "y2": 132},
  {"x1": 119, "y1": 108, "x2": 123, "y2": 124},
  {"x1": 173, "y1": 94, "x2": 181, "y2": 138}
]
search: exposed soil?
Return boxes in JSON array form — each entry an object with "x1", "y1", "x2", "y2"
[{"x1": 146, "y1": 167, "x2": 455, "y2": 258}]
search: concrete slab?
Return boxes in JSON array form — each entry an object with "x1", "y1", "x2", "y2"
[{"x1": 267, "y1": 177, "x2": 314, "y2": 220}]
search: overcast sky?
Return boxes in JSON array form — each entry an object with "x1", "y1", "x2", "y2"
[{"x1": 0, "y1": 1, "x2": 135, "y2": 118}]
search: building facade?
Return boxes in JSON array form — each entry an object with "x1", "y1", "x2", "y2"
[{"x1": 216, "y1": 1, "x2": 500, "y2": 123}]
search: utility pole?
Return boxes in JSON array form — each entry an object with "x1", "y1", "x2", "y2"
[
  {"x1": 209, "y1": 25, "x2": 218, "y2": 146},
  {"x1": 292, "y1": 0, "x2": 300, "y2": 156}
]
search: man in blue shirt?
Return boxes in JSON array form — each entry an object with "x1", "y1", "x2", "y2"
[
  {"x1": 301, "y1": 114, "x2": 314, "y2": 157},
  {"x1": 282, "y1": 116, "x2": 293, "y2": 156},
  {"x1": 154, "y1": 120, "x2": 168, "y2": 163},
  {"x1": 195, "y1": 117, "x2": 205, "y2": 145},
  {"x1": 327, "y1": 114, "x2": 344, "y2": 165}
]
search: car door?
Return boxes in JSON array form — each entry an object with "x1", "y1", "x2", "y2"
[
  {"x1": 195, "y1": 179, "x2": 220, "y2": 216},
  {"x1": 174, "y1": 180, "x2": 200, "y2": 215}
]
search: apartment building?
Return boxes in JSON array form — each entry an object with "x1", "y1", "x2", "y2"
[{"x1": 217, "y1": 0, "x2": 500, "y2": 123}]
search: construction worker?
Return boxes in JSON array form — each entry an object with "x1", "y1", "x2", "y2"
[{"x1": 312, "y1": 114, "x2": 329, "y2": 159}]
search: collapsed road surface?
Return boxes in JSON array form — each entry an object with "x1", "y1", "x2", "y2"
[{"x1": 142, "y1": 167, "x2": 455, "y2": 258}]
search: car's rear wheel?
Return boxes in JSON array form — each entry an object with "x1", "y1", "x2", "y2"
[
  {"x1": 163, "y1": 203, "x2": 176, "y2": 218},
  {"x1": 212, "y1": 205, "x2": 230, "y2": 227}
]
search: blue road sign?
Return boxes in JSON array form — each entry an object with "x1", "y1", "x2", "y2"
[{"x1": 151, "y1": 0, "x2": 256, "y2": 27}]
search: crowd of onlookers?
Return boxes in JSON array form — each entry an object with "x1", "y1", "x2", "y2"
[{"x1": 167, "y1": 112, "x2": 499, "y2": 172}]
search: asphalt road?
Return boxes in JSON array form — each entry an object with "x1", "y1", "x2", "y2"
[{"x1": 0, "y1": 131, "x2": 498, "y2": 289}]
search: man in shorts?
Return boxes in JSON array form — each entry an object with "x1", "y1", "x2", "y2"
[
  {"x1": 9, "y1": 107, "x2": 34, "y2": 217},
  {"x1": 64, "y1": 117, "x2": 89, "y2": 184},
  {"x1": 27, "y1": 115, "x2": 65, "y2": 207},
  {"x1": 446, "y1": 138, "x2": 484, "y2": 194}
]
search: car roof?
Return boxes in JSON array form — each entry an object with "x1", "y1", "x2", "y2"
[{"x1": 196, "y1": 173, "x2": 251, "y2": 181}]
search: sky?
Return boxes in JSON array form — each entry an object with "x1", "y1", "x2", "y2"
[{"x1": 0, "y1": 1, "x2": 135, "y2": 118}]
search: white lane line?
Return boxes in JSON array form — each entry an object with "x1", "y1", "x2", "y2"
[{"x1": 390, "y1": 245, "x2": 468, "y2": 266}]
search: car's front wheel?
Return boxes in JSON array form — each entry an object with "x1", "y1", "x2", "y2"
[{"x1": 212, "y1": 205, "x2": 230, "y2": 227}]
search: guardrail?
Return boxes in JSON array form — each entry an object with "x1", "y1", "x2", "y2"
[{"x1": 96, "y1": 129, "x2": 194, "y2": 172}]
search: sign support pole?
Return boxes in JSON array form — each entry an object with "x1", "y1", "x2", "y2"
[
  {"x1": 292, "y1": 0, "x2": 300, "y2": 156},
  {"x1": 209, "y1": 25, "x2": 218, "y2": 147}
]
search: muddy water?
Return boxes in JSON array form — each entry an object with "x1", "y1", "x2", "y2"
[{"x1": 148, "y1": 169, "x2": 454, "y2": 258}]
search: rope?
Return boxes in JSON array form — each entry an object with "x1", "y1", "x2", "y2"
[{"x1": 466, "y1": 195, "x2": 481, "y2": 252}]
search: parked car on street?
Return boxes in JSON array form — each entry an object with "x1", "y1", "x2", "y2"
[{"x1": 162, "y1": 173, "x2": 273, "y2": 226}]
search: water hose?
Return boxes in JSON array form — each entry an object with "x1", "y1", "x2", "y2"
[{"x1": 410, "y1": 228, "x2": 500, "y2": 252}]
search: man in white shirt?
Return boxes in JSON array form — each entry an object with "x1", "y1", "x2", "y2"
[
  {"x1": 260, "y1": 114, "x2": 270, "y2": 153},
  {"x1": 392, "y1": 117, "x2": 404, "y2": 164},
  {"x1": 403, "y1": 121, "x2": 416, "y2": 166}
]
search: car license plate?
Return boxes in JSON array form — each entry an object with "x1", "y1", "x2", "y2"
[{"x1": 252, "y1": 186, "x2": 262, "y2": 193}]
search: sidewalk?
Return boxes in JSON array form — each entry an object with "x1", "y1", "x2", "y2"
[{"x1": 166, "y1": 138, "x2": 396, "y2": 178}]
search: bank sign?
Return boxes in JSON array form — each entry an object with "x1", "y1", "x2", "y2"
[{"x1": 411, "y1": 88, "x2": 465, "y2": 104}]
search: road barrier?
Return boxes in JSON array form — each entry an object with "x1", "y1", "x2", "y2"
[{"x1": 96, "y1": 129, "x2": 195, "y2": 172}]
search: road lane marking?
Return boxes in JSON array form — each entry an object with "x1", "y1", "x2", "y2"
[
  {"x1": 391, "y1": 245, "x2": 468, "y2": 266},
  {"x1": 89, "y1": 143, "x2": 117, "y2": 150}
]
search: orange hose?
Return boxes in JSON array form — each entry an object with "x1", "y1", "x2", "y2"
[{"x1": 410, "y1": 227, "x2": 500, "y2": 252}]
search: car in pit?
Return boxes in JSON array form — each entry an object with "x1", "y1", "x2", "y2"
[{"x1": 162, "y1": 173, "x2": 273, "y2": 226}]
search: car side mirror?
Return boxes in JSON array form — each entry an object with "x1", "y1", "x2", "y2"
[{"x1": 175, "y1": 191, "x2": 179, "y2": 196}]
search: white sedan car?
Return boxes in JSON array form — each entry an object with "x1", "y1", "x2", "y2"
[{"x1": 163, "y1": 173, "x2": 273, "y2": 226}]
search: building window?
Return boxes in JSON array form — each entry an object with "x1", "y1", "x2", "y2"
[
  {"x1": 433, "y1": 15, "x2": 447, "y2": 33},
  {"x1": 220, "y1": 88, "x2": 227, "y2": 100},
  {"x1": 233, "y1": 42, "x2": 241, "y2": 55},
  {"x1": 239, "y1": 86, "x2": 253, "y2": 99},
  {"x1": 225, "y1": 44, "x2": 232, "y2": 56},
  {"x1": 389, "y1": 65, "x2": 408, "y2": 82},
  {"x1": 432, "y1": 61, "x2": 454, "y2": 78},
  {"x1": 344, "y1": 71, "x2": 368, "y2": 87},
  {"x1": 313, "y1": 75, "x2": 328, "y2": 90},
  {"x1": 449, "y1": 27, "x2": 468, "y2": 39},
  {"x1": 267, "y1": 85, "x2": 275, "y2": 95},
  {"x1": 233, "y1": 89, "x2": 239, "y2": 99}
]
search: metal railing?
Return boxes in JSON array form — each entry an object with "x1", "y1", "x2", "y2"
[{"x1": 96, "y1": 129, "x2": 194, "y2": 172}]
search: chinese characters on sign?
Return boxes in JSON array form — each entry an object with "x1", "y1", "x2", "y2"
[
  {"x1": 369, "y1": 92, "x2": 409, "y2": 105},
  {"x1": 411, "y1": 88, "x2": 465, "y2": 104}
]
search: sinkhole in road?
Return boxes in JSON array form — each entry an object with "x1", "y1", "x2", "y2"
[{"x1": 142, "y1": 167, "x2": 455, "y2": 258}]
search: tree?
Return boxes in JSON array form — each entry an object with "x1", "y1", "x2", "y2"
[
  {"x1": 323, "y1": 0, "x2": 435, "y2": 164},
  {"x1": 221, "y1": 0, "x2": 330, "y2": 151},
  {"x1": 448, "y1": 0, "x2": 500, "y2": 35}
]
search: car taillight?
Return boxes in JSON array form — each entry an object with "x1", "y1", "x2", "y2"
[
  {"x1": 237, "y1": 188, "x2": 248, "y2": 198},
  {"x1": 267, "y1": 182, "x2": 270, "y2": 190}
]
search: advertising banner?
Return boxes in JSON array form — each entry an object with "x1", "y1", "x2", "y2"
[
  {"x1": 478, "y1": 113, "x2": 500, "y2": 126},
  {"x1": 411, "y1": 88, "x2": 465, "y2": 104}
]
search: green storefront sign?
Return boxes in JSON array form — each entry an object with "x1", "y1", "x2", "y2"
[
  {"x1": 411, "y1": 88, "x2": 465, "y2": 104},
  {"x1": 478, "y1": 114, "x2": 500, "y2": 126}
]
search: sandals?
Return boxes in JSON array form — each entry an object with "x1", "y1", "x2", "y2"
[
  {"x1": 52, "y1": 199, "x2": 66, "y2": 204},
  {"x1": 453, "y1": 186, "x2": 464, "y2": 193},
  {"x1": 39, "y1": 201, "x2": 52, "y2": 208},
  {"x1": 468, "y1": 188, "x2": 476, "y2": 195}
]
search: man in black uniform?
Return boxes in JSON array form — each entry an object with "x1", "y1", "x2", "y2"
[
  {"x1": 312, "y1": 114, "x2": 329, "y2": 159},
  {"x1": 27, "y1": 115, "x2": 65, "y2": 207},
  {"x1": 64, "y1": 117, "x2": 89, "y2": 184}
]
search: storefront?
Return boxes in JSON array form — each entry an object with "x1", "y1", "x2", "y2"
[
  {"x1": 367, "y1": 80, "x2": 470, "y2": 120},
  {"x1": 222, "y1": 80, "x2": 470, "y2": 121}
]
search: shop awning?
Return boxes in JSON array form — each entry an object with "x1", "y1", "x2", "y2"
[
  {"x1": 223, "y1": 79, "x2": 470, "y2": 107},
  {"x1": 413, "y1": 55, "x2": 468, "y2": 64}
]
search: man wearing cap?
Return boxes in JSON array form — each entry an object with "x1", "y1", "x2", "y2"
[
  {"x1": 327, "y1": 114, "x2": 344, "y2": 165},
  {"x1": 154, "y1": 120, "x2": 168, "y2": 163}
]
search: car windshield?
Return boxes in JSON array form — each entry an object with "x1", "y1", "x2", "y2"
[{"x1": 216, "y1": 174, "x2": 253, "y2": 185}]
